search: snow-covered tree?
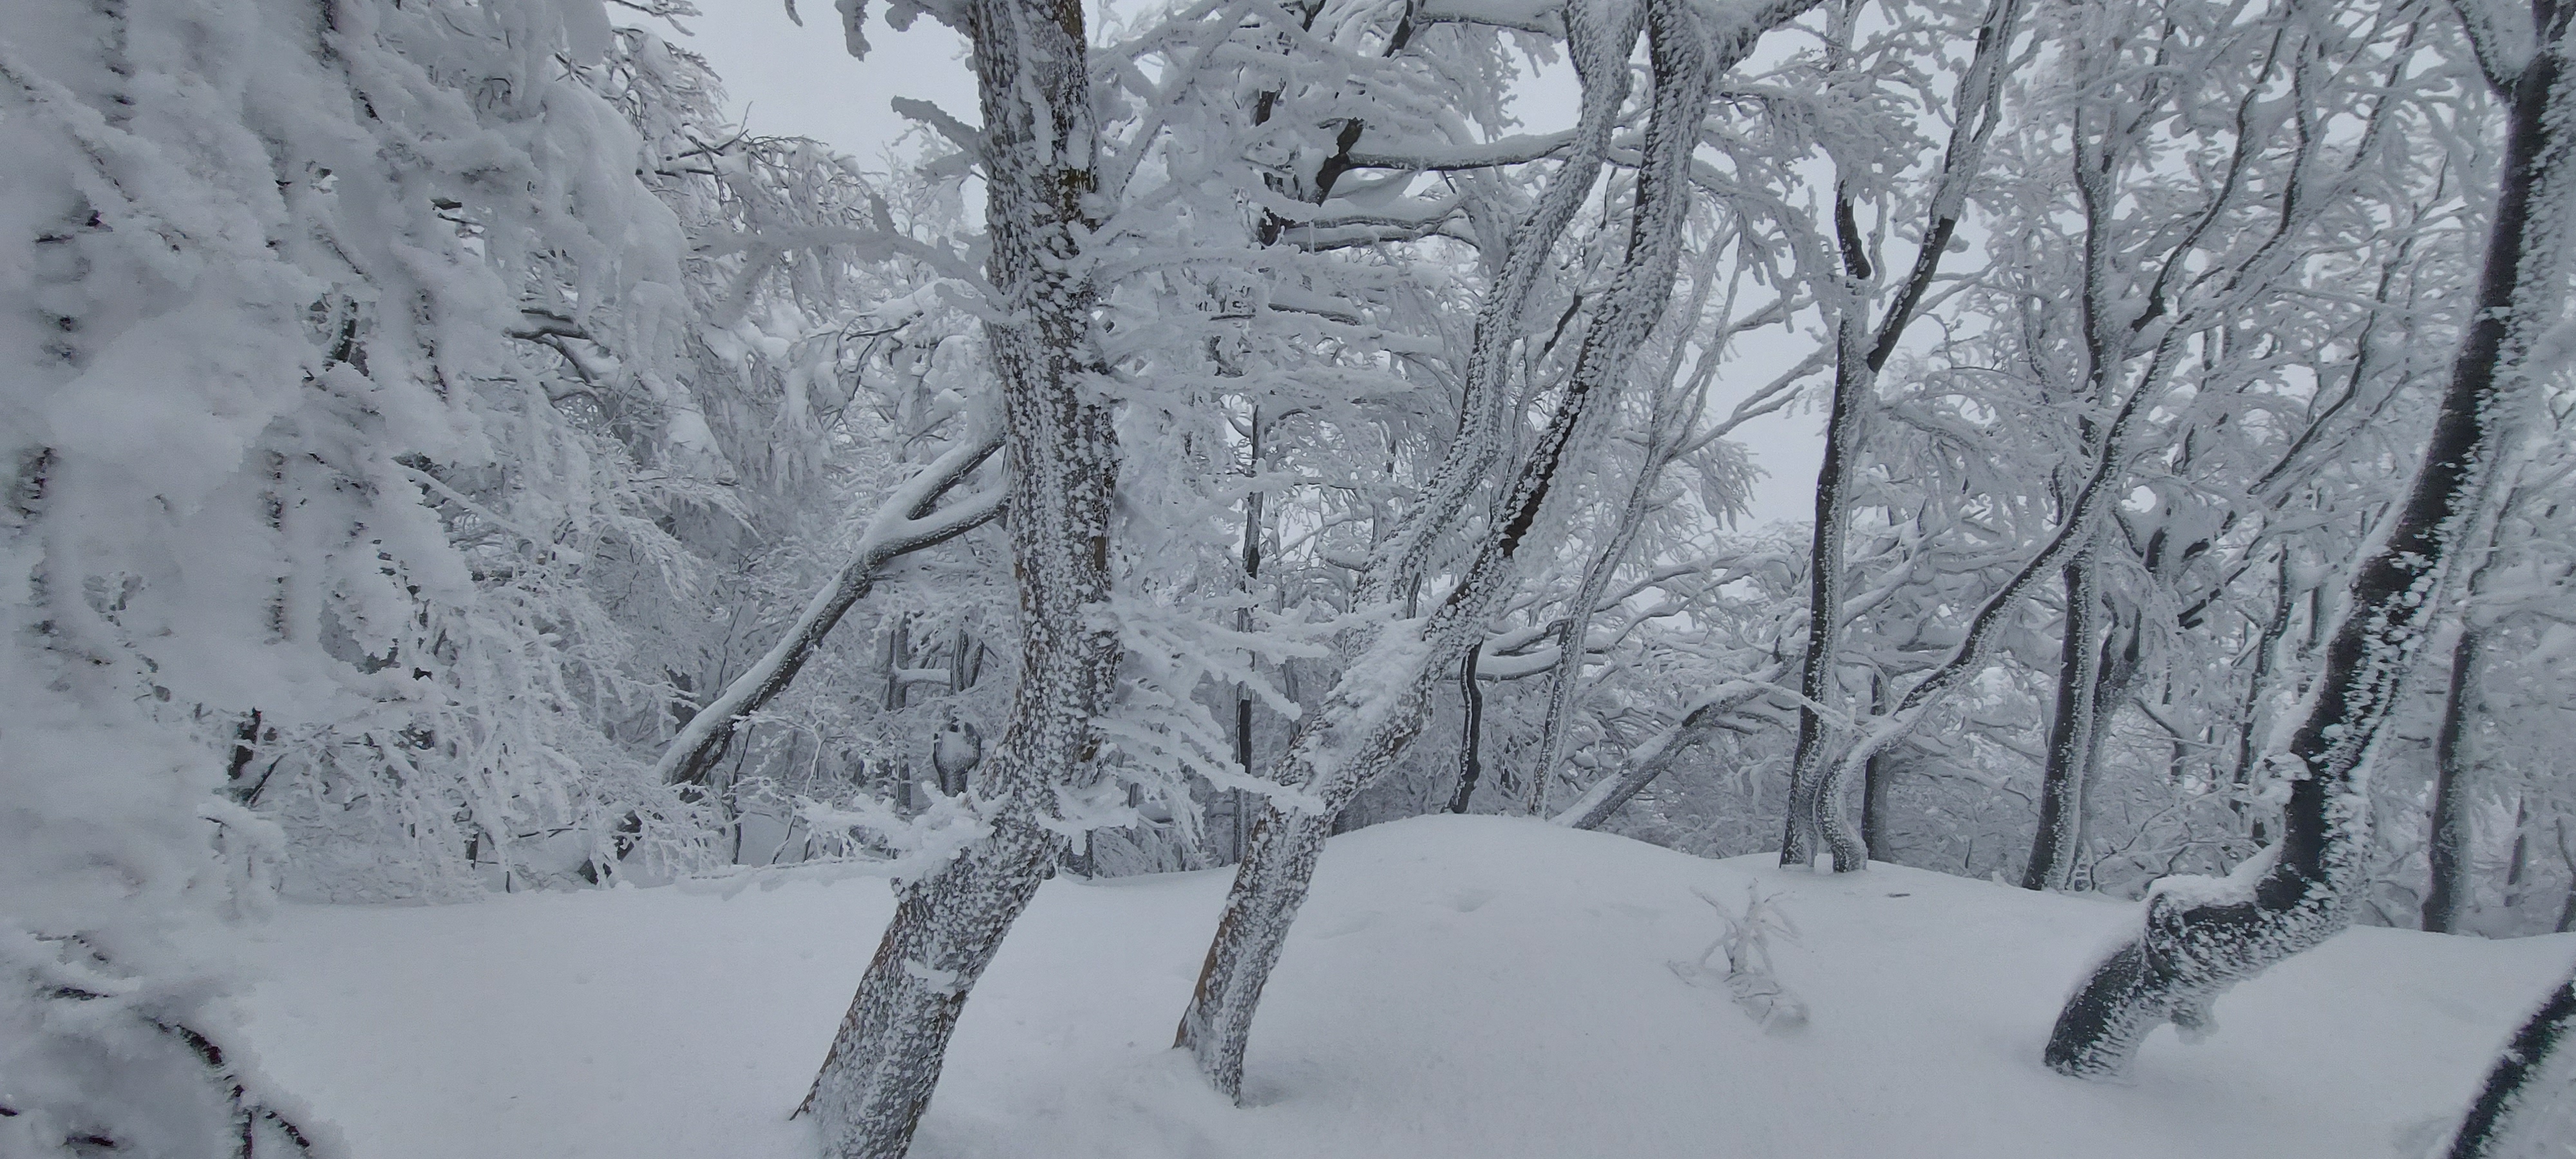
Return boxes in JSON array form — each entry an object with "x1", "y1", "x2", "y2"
[{"x1": 2043, "y1": 0, "x2": 2576, "y2": 1079}]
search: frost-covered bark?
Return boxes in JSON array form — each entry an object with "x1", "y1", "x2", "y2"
[
  {"x1": 1523, "y1": 330, "x2": 1711, "y2": 816},
  {"x1": 1359, "y1": 0, "x2": 1649, "y2": 599},
  {"x1": 1172, "y1": 0, "x2": 1775, "y2": 1097},
  {"x1": 1779, "y1": 305, "x2": 1873, "y2": 869},
  {"x1": 2422, "y1": 626, "x2": 2488, "y2": 932},
  {"x1": 800, "y1": 0, "x2": 1119, "y2": 1149},
  {"x1": 2023, "y1": 552, "x2": 2105, "y2": 890},
  {"x1": 2043, "y1": 0, "x2": 2576, "y2": 1077},
  {"x1": 2442, "y1": 961, "x2": 2576, "y2": 1158},
  {"x1": 1776, "y1": 0, "x2": 2022, "y2": 872}
]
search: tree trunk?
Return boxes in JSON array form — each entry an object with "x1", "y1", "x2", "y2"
[
  {"x1": 1175, "y1": 0, "x2": 1743, "y2": 1097},
  {"x1": 1777, "y1": 0, "x2": 2022, "y2": 872},
  {"x1": 2423, "y1": 627, "x2": 2485, "y2": 932},
  {"x1": 802, "y1": 0, "x2": 1119, "y2": 1149},
  {"x1": 2043, "y1": 14, "x2": 2575, "y2": 1079},
  {"x1": 1528, "y1": 364, "x2": 1699, "y2": 813},
  {"x1": 2555, "y1": 820, "x2": 2576, "y2": 934},
  {"x1": 1450, "y1": 646, "x2": 1486, "y2": 813},
  {"x1": 1859, "y1": 670, "x2": 1895, "y2": 862},
  {"x1": 2441, "y1": 962, "x2": 2576, "y2": 1159},
  {"x1": 1779, "y1": 306, "x2": 1868, "y2": 870},
  {"x1": 2230, "y1": 549, "x2": 2298, "y2": 845},
  {"x1": 1233, "y1": 408, "x2": 1265, "y2": 862},
  {"x1": 2024, "y1": 550, "x2": 2105, "y2": 890}
]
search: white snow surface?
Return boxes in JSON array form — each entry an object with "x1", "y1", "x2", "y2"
[{"x1": 241, "y1": 816, "x2": 2571, "y2": 1159}]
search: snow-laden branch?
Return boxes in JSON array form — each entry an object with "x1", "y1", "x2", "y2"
[
  {"x1": 654, "y1": 426, "x2": 1004, "y2": 786},
  {"x1": 1343, "y1": 129, "x2": 1579, "y2": 171},
  {"x1": 2448, "y1": 0, "x2": 2532, "y2": 94},
  {"x1": 1555, "y1": 662, "x2": 1791, "y2": 830}
]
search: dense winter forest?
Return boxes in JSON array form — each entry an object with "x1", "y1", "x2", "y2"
[{"x1": 6, "y1": 0, "x2": 2576, "y2": 1151}]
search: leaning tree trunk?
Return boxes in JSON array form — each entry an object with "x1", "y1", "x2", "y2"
[
  {"x1": 1174, "y1": 0, "x2": 1739, "y2": 1097},
  {"x1": 800, "y1": 0, "x2": 1119, "y2": 1152},
  {"x1": 1554, "y1": 665, "x2": 1786, "y2": 830},
  {"x1": 2442, "y1": 961, "x2": 2576, "y2": 1159},
  {"x1": 655, "y1": 431, "x2": 1000, "y2": 789},
  {"x1": 2043, "y1": 11, "x2": 2576, "y2": 1078},
  {"x1": 1523, "y1": 375, "x2": 1689, "y2": 816},
  {"x1": 2424, "y1": 493, "x2": 2514, "y2": 932}
]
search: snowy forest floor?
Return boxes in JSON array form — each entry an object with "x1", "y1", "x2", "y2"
[{"x1": 241, "y1": 816, "x2": 2574, "y2": 1158}]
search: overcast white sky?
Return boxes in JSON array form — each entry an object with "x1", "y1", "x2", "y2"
[{"x1": 666, "y1": 3, "x2": 1826, "y2": 527}]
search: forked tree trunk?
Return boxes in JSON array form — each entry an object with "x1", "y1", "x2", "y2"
[
  {"x1": 2043, "y1": 10, "x2": 2575, "y2": 1078},
  {"x1": 2442, "y1": 962, "x2": 2576, "y2": 1159},
  {"x1": 801, "y1": 0, "x2": 1119, "y2": 1151},
  {"x1": 1777, "y1": 0, "x2": 2022, "y2": 872},
  {"x1": 1173, "y1": 0, "x2": 1746, "y2": 1096}
]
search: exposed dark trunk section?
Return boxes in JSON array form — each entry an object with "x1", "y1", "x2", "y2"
[
  {"x1": 1779, "y1": 309, "x2": 1866, "y2": 871},
  {"x1": 2025, "y1": 552, "x2": 2103, "y2": 890},
  {"x1": 1233, "y1": 409, "x2": 1265, "y2": 862},
  {"x1": 2422, "y1": 628, "x2": 2485, "y2": 932},
  {"x1": 2044, "y1": 19, "x2": 2573, "y2": 1079},
  {"x1": 1778, "y1": 0, "x2": 2021, "y2": 872},
  {"x1": 2557, "y1": 820, "x2": 2576, "y2": 934},
  {"x1": 2442, "y1": 963, "x2": 2576, "y2": 1158},
  {"x1": 1450, "y1": 647, "x2": 1486, "y2": 813}
]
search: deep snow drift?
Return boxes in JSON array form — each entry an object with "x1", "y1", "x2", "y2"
[{"x1": 240, "y1": 816, "x2": 2573, "y2": 1158}]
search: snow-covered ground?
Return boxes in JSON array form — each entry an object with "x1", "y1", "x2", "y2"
[{"x1": 240, "y1": 816, "x2": 2573, "y2": 1158}]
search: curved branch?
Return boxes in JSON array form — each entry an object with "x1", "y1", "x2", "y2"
[{"x1": 656, "y1": 428, "x2": 1003, "y2": 787}]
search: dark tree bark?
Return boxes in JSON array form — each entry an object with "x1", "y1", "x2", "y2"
[
  {"x1": 1233, "y1": 407, "x2": 1265, "y2": 862},
  {"x1": 2423, "y1": 627, "x2": 2486, "y2": 932},
  {"x1": 1777, "y1": 0, "x2": 2022, "y2": 872},
  {"x1": 800, "y1": 0, "x2": 1120, "y2": 1151},
  {"x1": 2025, "y1": 560, "x2": 2144, "y2": 890},
  {"x1": 2043, "y1": 6, "x2": 2576, "y2": 1078},
  {"x1": 2442, "y1": 962, "x2": 2576, "y2": 1159},
  {"x1": 1778, "y1": 304, "x2": 1868, "y2": 870},
  {"x1": 2024, "y1": 552, "x2": 2105, "y2": 890},
  {"x1": 1450, "y1": 647, "x2": 1486, "y2": 813}
]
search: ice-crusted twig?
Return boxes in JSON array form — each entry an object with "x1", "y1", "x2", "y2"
[{"x1": 1671, "y1": 885, "x2": 1808, "y2": 1033}]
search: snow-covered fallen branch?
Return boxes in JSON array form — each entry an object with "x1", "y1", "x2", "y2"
[{"x1": 1670, "y1": 885, "x2": 1808, "y2": 1034}]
